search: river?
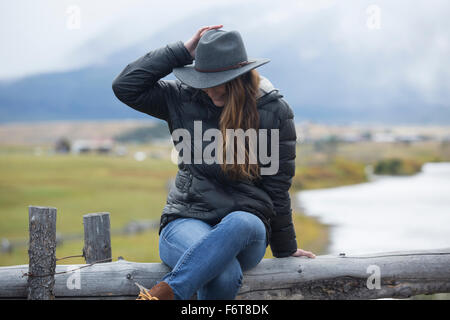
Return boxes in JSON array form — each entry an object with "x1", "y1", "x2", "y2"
[{"x1": 296, "y1": 162, "x2": 450, "y2": 255}]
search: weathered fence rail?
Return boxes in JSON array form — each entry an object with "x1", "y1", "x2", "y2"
[
  {"x1": 1, "y1": 249, "x2": 450, "y2": 300},
  {"x1": 0, "y1": 206, "x2": 449, "y2": 300}
]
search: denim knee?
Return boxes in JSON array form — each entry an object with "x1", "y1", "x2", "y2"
[
  {"x1": 197, "y1": 258, "x2": 243, "y2": 300},
  {"x1": 224, "y1": 211, "x2": 266, "y2": 241}
]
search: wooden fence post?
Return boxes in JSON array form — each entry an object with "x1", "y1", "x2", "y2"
[
  {"x1": 27, "y1": 206, "x2": 57, "y2": 300},
  {"x1": 83, "y1": 212, "x2": 112, "y2": 264}
]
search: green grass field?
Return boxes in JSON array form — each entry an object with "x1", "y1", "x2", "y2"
[
  {"x1": 0, "y1": 145, "x2": 329, "y2": 266},
  {"x1": 0, "y1": 150, "x2": 177, "y2": 265}
]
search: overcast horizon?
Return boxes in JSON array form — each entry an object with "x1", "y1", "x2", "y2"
[{"x1": 1, "y1": 0, "x2": 449, "y2": 124}]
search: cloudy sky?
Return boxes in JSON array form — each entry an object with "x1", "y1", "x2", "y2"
[
  {"x1": 0, "y1": 0, "x2": 248, "y2": 80},
  {"x1": 1, "y1": 0, "x2": 449, "y2": 108}
]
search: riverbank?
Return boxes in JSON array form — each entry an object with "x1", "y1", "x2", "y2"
[
  {"x1": 290, "y1": 139, "x2": 450, "y2": 257},
  {"x1": 297, "y1": 161, "x2": 450, "y2": 300},
  {"x1": 294, "y1": 139, "x2": 450, "y2": 190}
]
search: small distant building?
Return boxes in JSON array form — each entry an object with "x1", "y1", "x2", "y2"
[
  {"x1": 372, "y1": 133, "x2": 396, "y2": 143},
  {"x1": 54, "y1": 137, "x2": 71, "y2": 153},
  {"x1": 71, "y1": 139, "x2": 114, "y2": 154}
]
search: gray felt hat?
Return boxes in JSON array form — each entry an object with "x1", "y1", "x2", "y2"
[{"x1": 173, "y1": 29, "x2": 270, "y2": 89}]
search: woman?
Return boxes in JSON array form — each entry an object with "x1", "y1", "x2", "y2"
[{"x1": 112, "y1": 25, "x2": 316, "y2": 300}]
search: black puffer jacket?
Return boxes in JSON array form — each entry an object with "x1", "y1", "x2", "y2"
[{"x1": 112, "y1": 40, "x2": 298, "y2": 257}]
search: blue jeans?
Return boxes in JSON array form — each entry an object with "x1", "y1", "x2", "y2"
[{"x1": 158, "y1": 211, "x2": 267, "y2": 300}]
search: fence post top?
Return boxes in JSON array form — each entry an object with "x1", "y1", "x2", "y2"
[
  {"x1": 83, "y1": 212, "x2": 110, "y2": 218},
  {"x1": 28, "y1": 206, "x2": 57, "y2": 210}
]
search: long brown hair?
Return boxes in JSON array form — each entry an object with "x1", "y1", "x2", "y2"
[{"x1": 219, "y1": 69, "x2": 261, "y2": 181}]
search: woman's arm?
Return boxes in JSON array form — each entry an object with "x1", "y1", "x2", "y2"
[
  {"x1": 260, "y1": 102, "x2": 298, "y2": 258},
  {"x1": 111, "y1": 41, "x2": 194, "y2": 121},
  {"x1": 112, "y1": 25, "x2": 223, "y2": 121},
  {"x1": 260, "y1": 99, "x2": 315, "y2": 258}
]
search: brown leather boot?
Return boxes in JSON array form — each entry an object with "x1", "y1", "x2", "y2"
[{"x1": 136, "y1": 281, "x2": 175, "y2": 300}]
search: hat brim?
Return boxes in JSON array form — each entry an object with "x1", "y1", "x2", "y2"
[{"x1": 173, "y1": 58, "x2": 270, "y2": 89}]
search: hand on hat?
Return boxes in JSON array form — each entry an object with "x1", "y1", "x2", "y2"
[{"x1": 184, "y1": 25, "x2": 223, "y2": 59}]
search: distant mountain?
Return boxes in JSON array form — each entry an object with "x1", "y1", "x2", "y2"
[{"x1": 1, "y1": 1, "x2": 449, "y2": 124}]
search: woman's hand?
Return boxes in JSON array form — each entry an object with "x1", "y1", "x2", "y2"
[
  {"x1": 291, "y1": 248, "x2": 316, "y2": 258},
  {"x1": 184, "y1": 25, "x2": 224, "y2": 59}
]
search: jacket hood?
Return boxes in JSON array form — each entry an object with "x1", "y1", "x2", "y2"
[{"x1": 257, "y1": 75, "x2": 283, "y2": 106}]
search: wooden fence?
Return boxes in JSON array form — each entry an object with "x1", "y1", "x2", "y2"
[
  {"x1": 1, "y1": 218, "x2": 159, "y2": 254},
  {"x1": 0, "y1": 206, "x2": 449, "y2": 300}
]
